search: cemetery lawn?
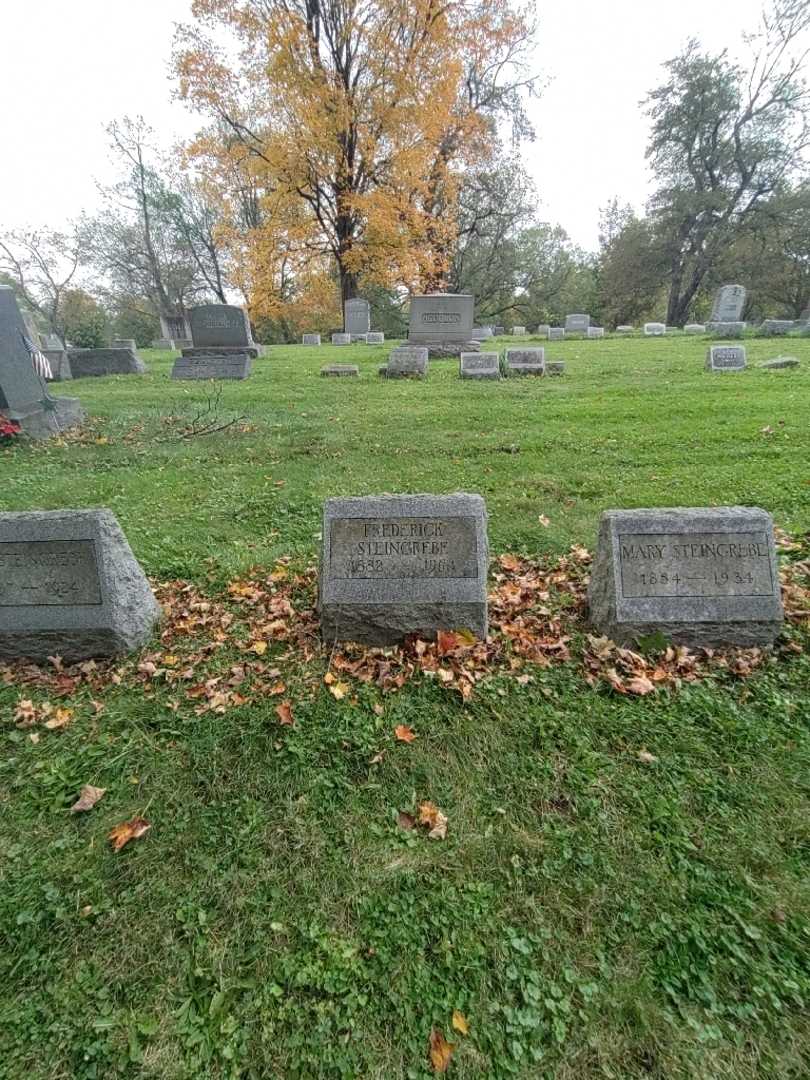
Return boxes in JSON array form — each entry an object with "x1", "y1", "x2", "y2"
[{"x1": 2, "y1": 334, "x2": 810, "y2": 1080}]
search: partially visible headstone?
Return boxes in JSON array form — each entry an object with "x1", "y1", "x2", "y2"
[
  {"x1": 319, "y1": 492, "x2": 489, "y2": 645},
  {"x1": 705, "y1": 344, "x2": 746, "y2": 372},
  {"x1": 757, "y1": 356, "x2": 799, "y2": 369},
  {"x1": 321, "y1": 364, "x2": 360, "y2": 377},
  {"x1": 588, "y1": 506, "x2": 783, "y2": 647},
  {"x1": 42, "y1": 349, "x2": 72, "y2": 382},
  {"x1": 565, "y1": 313, "x2": 590, "y2": 333},
  {"x1": 171, "y1": 354, "x2": 252, "y2": 380},
  {"x1": 684, "y1": 323, "x2": 705, "y2": 334},
  {"x1": 331, "y1": 333, "x2": 351, "y2": 346},
  {"x1": 0, "y1": 509, "x2": 161, "y2": 662},
  {"x1": 365, "y1": 332, "x2": 385, "y2": 344},
  {"x1": 710, "y1": 284, "x2": 746, "y2": 323},
  {"x1": 302, "y1": 333, "x2": 321, "y2": 346},
  {"x1": 380, "y1": 346, "x2": 428, "y2": 378},
  {"x1": 43, "y1": 333, "x2": 64, "y2": 351},
  {"x1": 408, "y1": 294, "x2": 474, "y2": 357},
  {"x1": 505, "y1": 347, "x2": 545, "y2": 375},
  {"x1": 546, "y1": 361, "x2": 565, "y2": 376},
  {"x1": 111, "y1": 338, "x2": 137, "y2": 351},
  {"x1": 0, "y1": 286, "x2": 83, "y2": 439},
  {"x1": 68, "y1": 348, "x2": 146, "y2": 378},
  {"x1": 493, "y1": 326, "x2": 505, "y2": 336},
  {"x1": 459, "y1": 352, "x2": 500, "y2": 379},
  {"x1": 470, "y1": 327, "x2": 493, "y2": 341},
  {"x1": 344, "y1": 298, "x2": 371, "y2": 341},
  {"x1": 188, "y1": 304, "x2": 262, "y2": 356},
  {"x1": 616, "y1": 325, "x2": 634, "y2": 333},
  {"x1": 547, "y1": 327, "x2": 565, "y2": 341},
  {"x1": 644, "y1": 323, "x2": 666, "y2": 336},
  {"x1": 511, "y1": 325, "x2": 527, "y2": 335},
  {"x1": 760, "y1": 319, "x2": 794, "y2": 336},
  {"x1": 707, "y1": 321, "x2": 745, "y2": 338},
  {"x1": 586, "y1": 326, "x2": 605, "y2": 339},
  {"x1": 535, "y1": 324, "x2": 550, "y2": 337},
  {"x1": 155, "y1": 311, "x2": 192, "y2": 349}
]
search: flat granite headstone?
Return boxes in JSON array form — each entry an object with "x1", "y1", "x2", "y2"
[
  {"x1": 408, "y1": 294, "x2": 474, "y2": 357},
  {"x1": 0, "y1": 509, "x2": 161, "y2": 662},
  {"x1": 588, "y1": 506, "x2": 783, "y2": 648},
  {"x1": 460, "y1": 352, "x2": 500, "y2": 379},
  {"x1": 565, "y1": 314, "x2": 590, "y2": 333},
  {"x1": 760, "y1": 319, "x2": 794, "y2": 336},
  {"x1": 381, "y1": 346, "x2": 428, "y2": 378},
  {"x1": 171, "y1": 354, "x2": 252, "y2": 380},
  {"x1": 321, "y1": 364, "x2": 359, "y2": 377},
  {"x1": 68, "y1": 348, "x2": 146, "y2": 378},
  {"x1": 302, "y1": 333, "x2": 321, "y2": 346},
  {"x1": 586, "y1": 326, "x2": 605, "y2": 339},
  {"x1": 707, "y1": 321, "x2": 745, "y2": 338},
  {"x1": 535, "y1": 324, "x2": 550, "y2": 337},
  {"x1": 493, "y1": 326, "x2": 505, "y2": 336},
  {"x1": 189, "y1": 304, "x2": 254, "y2": 349},
  {"x1": 710, "y1": 284, "x2": 746, "y2": 323},
  {"x1": 0, "y1": 286, "x2": 83, "y2": 438},
  {"x1": 332, "y1": 333, "x2": 351, "y2": 346},
  {"x1": 547, "y1": 327, "x2": 565, "y2": 341},
  {"x1": 644, "y1": 323, "x2": 666, "y2": 336},
  {"x1": 706, "y1": 345, "x2": 746, "y2": 372},
  {"x1": 616, "y1": 325, "x2": 634, "y2": 333},
  {"x1": 344, "y1": 298, "x2": 370, "y2": 340},
  {"x1": 470, "y1": 327, "x2": 493, "y2": 341},
  {"x1": 684, "y1": 323, "x2": 705, "y2": 334},
  {"x1": 111, "y1": 338, "x2": 137, "y2": 350},
  {"x1": 510, "y1": 325, "x2": 527, "y2": 335},
  {"x1": 505, "y1": 347, "x2": 545, "y2": 375},
  {"x1": 757, "y1": 356, "x2": 799, "y2": 369},
  {"x1": 365, "y1": 332, "x2": 385, "y2": 344},
  {"x1": 319, "y1": 493, "x2": 488, "y2": 645}
]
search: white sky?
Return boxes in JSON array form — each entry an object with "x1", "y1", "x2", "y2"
[{"x1": 1, "y1": 0, "x2": 767, "y2": 252}]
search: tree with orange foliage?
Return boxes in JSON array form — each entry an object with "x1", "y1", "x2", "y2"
[{"x1": 174, "y1": 0, "x2": 538, "y2": 321}]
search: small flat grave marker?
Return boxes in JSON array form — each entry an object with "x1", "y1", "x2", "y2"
[
  {"x1": 302, "y1": 333, "x2": 321, "y2": 346},
  {"x1": 708, "y1": 321, "x2": 744, "y2": 338},
  {"x1": 547, "y1": 327, "x2": 565, "y2": 341},
  {"x1": 565, "y1": 314, "x2": 590, "y2": 333},
  {"x1": 586, "y1": 326, "x2": 605, "y2": 339},
  {"x1": 706, "y1": 345, "x2": 746, "y2": 372},
  {"x1": 460, "y1": 351, "x2": 500, "y2": 379},
  {"x1": 644, "y1": 323, "x2": 666, "y2": 336},
  {"x1": 684, "y1": 323, "x2": 705, "y2": 334},
  {"x1": 381, "y1": 346, "x2": 428, "y2": 378},
  {"x1": 760, "y1": 319, "x2": 794, "y2": 336},
  {"x1": 331, "y1": 333, "x2": 351, "y2": 346},
  {"x1": 365, "y1": 332, "x2": 384, "y2": 344},
  {"x1": 505, "y1": 347, "x2": 545, "y2": 375},
  {"x1": 321, "y1": 364, "x2": 359, "y2": 377},
  {"x1": 320, "y1": 493, "x2": 488, "y2": 644},
  {"x1": 171, "y1": 354, "x2": 252, "y2": 380}
]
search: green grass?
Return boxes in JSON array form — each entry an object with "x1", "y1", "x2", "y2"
[{"x1": 1, "y1": 335, "x2": 809, "y2": 1079}]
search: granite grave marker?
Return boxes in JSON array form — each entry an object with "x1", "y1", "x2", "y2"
[{"x1": 459, "y1": 352, "x2": 500, "y2": 379}]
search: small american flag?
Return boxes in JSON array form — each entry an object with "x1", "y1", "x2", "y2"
[{"x1": 20, "y1": 330, "x2": 53, "y2": 381}]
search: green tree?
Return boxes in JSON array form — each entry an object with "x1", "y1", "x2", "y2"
[
  {"x1": 597, "y1": 201, "x2": 668, "y2": 327},
  {"x1": 61, "y1": 289, "x2": 107, "y2": 347}
]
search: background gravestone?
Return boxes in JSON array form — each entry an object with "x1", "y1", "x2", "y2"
[
  {"x1": 187, "y1": 305, "x2": 262, "y2": 358},
  {"x1": 302, "y1": 333, "x2": 321, "y2": 346},
  {"x1": 321, "y1": 364, "x2": 359, "y2": 377},
  {"x1": 171, "y1": 354, "x2": 252, "y2": 380},
  {"x1": 0, "y1": 286, "x2": 83, "y2": 438},
  {"x1": 408, "y1": 294, "x2": 474, "y2": 357},
  {"x1": 331, "y1": 333, "x2": 351, "y2": 345},
  {"x1": 586, "y1": 326, "x2": 604, "y2": 338},
  {"x1": 644, "y1": 323, "x2": 666, "y2": 335},
  {"x1": 706, "y1": 345, "x2": 746, "y2": 372},
  {"x1": 68, "y1": 348, "x2": 146, "y2": 378},
  {"x1": 344, "y1": 298, "x2": 370, "y2": 341},
  {"x1": 381, "y1": 346, "x2": 428, "y2": 378},
  {"x1": 565, "y1": 314, "x2": 590, "y2": 333},
  {"x1": 710, "y1": 284, "x2": 746, "y2": 323},
  {"x1": 320, "y1": 493, "x2": 488, "y2": 644},
  {"x1": 505, "y1": 347, "x2": 545, "y2": 375},
  {"x1": 459, "y1": 352, "x2": 500, "y2": 379},
  {"x1": 616, "y1": 325, "x2": 634, "y2": 333},
  {"x1": 588, "y1": 506, "x2": 783, "y2": 647},
  {"x1": 547, "y1": 327, "x2": 565, "y2": 340},
  {"x1": 0, "y1": 509, "x2": 161, "y2": 662},
  {"x1": 760, "y1": 319, "x2": 794, "y2": 336},
  {"x1": 684, "y1": 323, "x2": 706, "y2": 334}
]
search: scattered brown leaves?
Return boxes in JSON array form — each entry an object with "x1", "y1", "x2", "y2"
[
  {"x1": 452, "y1": 1010, "x2": 469, "y2": 1035},
  {"x1": 275, "y1": 701, "x2": 294, "y2": 726},
  {"x1": 108, "y1": 817, "x2": 151, "y2": 852},
  {"x1": 394, "y1": 724, "x2": 417, "y2": 743},
  {"x1": 418, "y1": 801, "x2": 448, "y2": 840},
  {"x1": 429, "y1": 1029, "x2": 456, "y2": 1073},
  {"x1": 71, "y1": 784, "x2": 106, "y2": 813}
]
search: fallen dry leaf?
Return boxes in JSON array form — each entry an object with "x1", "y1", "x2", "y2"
[
  {"x1": 394, "y1": 724, "x2": 417, "y2": 743},
  {"x1": 429, "y1": 1029, "x2": 456, "y2": 1073},
  {"x1": 108, "y1": 817, "x2": 151, "y2": 852},
  {"x1": 538, "y1": 514, "x2": 550, "y2": 527},
  {"x1": 627, "y1": 675, "x2": 656, "y2": 696},
  {"x1": 452, "y1": 1010, "x2": 469, "y2": 1035},
  {"x1": 636, "y1": 749, "x2": 658, "y2": 764},
  {"x1": 71, "y1": 784, "x2": 107, "y2": 813},
  {"x1": 275, "y1": 701, "x2": 294, "y2": 726},
  {"x1": 249, "y1": 640, "x2": 268, "y2": 656},
  {"x1": 44, "y1": 707, "x2": 74, "y2": 731},
  {"x1": 418, "y1": 801, "x2": 449, "y2": 840},
  {"x1": 397, "y1": 810, "x2": 416, "y2": 830},
  {"x1": 328, "y1": 680, "x2": 350, "y2": 700}
]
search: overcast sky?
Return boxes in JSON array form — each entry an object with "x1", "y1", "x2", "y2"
[{"x1": 1, "y1": 0, "x2": 767, "y2": 252}]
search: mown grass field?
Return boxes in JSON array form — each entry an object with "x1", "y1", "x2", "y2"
[{"x1": 1, "y1": 334, "x2": 809, "y2": 1079}]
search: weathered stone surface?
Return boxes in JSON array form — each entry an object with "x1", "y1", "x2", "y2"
[
  {"x1": 408, "y1": 294, "x2": 474, "y2": 354},
  {"x1": 757, "y1": 356, "x2": 800, "y2": 369},
  {"x1": 365, "y1": 332, "x2": 385, "y2": 344},
  {"x1": 684, "y1": 323, "x2": 705, "y2": 334},
  {"x1": 510, "y1": 325, "x2": 527, "y2": 335},
  {"x1": 493, "y1": 326, "x2": 505, "y2": 335},
  {"x1": 616, "y1": 325, "x2": 634, "y2": 333},
  {"x1": 565, "y1": 313, "x2": 590, "y2": 333},
  {"x1": 160, "y1": 311, "x2": 191, "y2": 345},
  {"x1": 189, "y1": 304, "x2": 254, "y2": 349},
  {"x1": 331, "y1": 333, "x2": 351, "y2": 346},
  {"x1": 1, "y1": 286, "x2": 83, "y2": 438},
  {"x1": 586, "y1": 326, "x2": 605, "y2": 339},
  {"x1": 547, "y1": 327, "x2": 565, "y2": 340},
  {"x1": 505, "y1": 347, "x2": 545, "y2": 375},
  {"x1": 0, "y1": 509, "x2": 161, "y2": 662},
  {"x1": 171, "y1": 354, "x2": 252, "y2": 380},
  {"x1": 111, "y1": 338, "x2": 137, "y2": 350},
  {"x1": 470, "y1": 327, "x2": 493, "y2": 341},
  {"x1": 182, "y1": 345, "x2": 261, "y2": 359},
  {"x1": 68, "y1": 348, "x2": 146, "y2": 378},
  {"x1": 710, "y1": 284, "x2": 746, "y2": 323},
  {"x1": 381, "y1": 346, "x2": 428, "y2": 378},
  {"x1": 344, "y1": 298, "x2": 370, "y2": 337},
  {"x1": 460, "y1": 351, "x2": 500, "y2": 379},
  {"x1": 302, "y1": 333, "x2": 321, "y2": 346},
  {"x1": 644, "y1": 323, "x2": 666, "y2": 336},
  {"x1": 535, "y1": 324, "x2": 550, "y2": 337},
  {"x1": 707, "y1": 321, "x2": 745, "y2": 338},
  {"x1": 706, "y1": 344, "x2": 746, "y2": 372},
  {"x1": 760, "y1": 319, "x2": 794, "y2": 336},
  {"x1": 588, "y1": 506, "x2": 783, "y2": 648},
  {"x1": 321, "y1": 364, "x2": 359, "y2": 377},
  {"x1": 546, "y1": 361, "x2": 565, "y2": 375},
  {"x1": 319, "y1": 493, "x2": 488, "y2": 645}
]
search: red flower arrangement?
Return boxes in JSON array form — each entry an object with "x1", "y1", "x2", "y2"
[{"x1": 0, "y1": 417, "x2": 22, "y2": 446}]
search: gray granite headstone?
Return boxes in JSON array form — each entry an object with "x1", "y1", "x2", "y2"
[
  {"x1": 547, "y1": 327, "x2": 565, "y2": 341},
  {"x1": 111, "y1": 338, "x2": 137, "y2": 351},
  {"x1": 565, "y1": 314, "x2": 590, "y2": 333},
  {"x1": 710, "y1": 284, "x2": 746, "y2": 323},
  {"x1": 616, "y1": 325, "x2": 634, "y2": 333},
  {"x1": 586, "y1": 326, "x2": 605, "y2": 339},
  {"x1": 505, "y1": 347, "x2": 545, "y2": 375},
  {"x1": 0, "y1": 509, "x2": 161, "y2": 662},
  {"x1": 331, "y1": 333, "x2": 351, "y2": 346},
  {"x1": 365, "y1": 332, "x2": 385, "y2": 344},
  {"x1": 493, "y1": 326, "x2": 505, "y2": 336},
  {"x1": 760, "y1": 319, "x2": 794, "y2": 336},
  {"x1": 321, "y1": 364, "x2": 359, "y2": 377},
  {"x1": 757, "y1": 356, "x2": 799, "y2": 369},
  {"x1": 644, "y1": 323, "x2": 666, "y2": 336},
  {"x1": 68, "y1": 348, "x2": 146, "y2": 378},
  {"x1": 706, "y1": 345, "x2": 746, "y2": 372},
  {"x1": 43, "y1": 349, "x2": 72, "y2": 382},
  {"x1": 707, "y1": 321, "x2": 745, "y2": 338},
  {"x1": 320, "y1": 493, "x2": 488, "y2": 645},
  {"x1": 344, "y1": 298, "x2": 370, "y2": 340},
  {"x1": 588, "y1": 507, "x2": 783, "y2": 647},
  {"x1": 510, "y1": 325, "x2": 527, "y2": 335},
  {"x1": 684, "y1": 323, "x2": 705, "y2": 334},
  {"x1": 189, "y1": 304, "x2": 254, "y2": 349},
  {"x1": 0, "y1": 286, "x2": 83, "y2": 438},
  {"x1": 408, "y1": 294, "x2": 474, "y2": 357},
  {"x1": 470, "y1": 327, "x2": 493, "y2": 341},
  {"x1": 459, "y1": 352, "x2": 500, "y2": 379},
  {"x1": 171, "y1": 354, "x2": 252, "y2": 380},
  {"x1": 381, "y1": 346, "x2": 428, "y2": 378},
  {"x1": 302, "y1": 333, "x2": 321, "y2": 346},
  {"x1": 535, "y1": 324, "x2": 550, "y2": 337}
]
